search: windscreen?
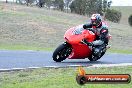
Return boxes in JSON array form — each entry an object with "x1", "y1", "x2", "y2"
[{"x1": 73, "y1": 25, "x2": 84, "y2": 35}]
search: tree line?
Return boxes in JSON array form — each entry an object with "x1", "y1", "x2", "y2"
[
  {"x1": 5, "y1": 0, "x2": 110, "y2": 13},
  {"x1": 15, "y1": 0, "x2": 69, "y2": 11},
  {"x1": 4, "y1": 0, "x2": 122, "y2": 23}
]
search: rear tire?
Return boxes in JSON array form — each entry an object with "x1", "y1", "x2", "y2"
[{"x1": 52, "y1": 43, "x2": 72, "y2": 62}]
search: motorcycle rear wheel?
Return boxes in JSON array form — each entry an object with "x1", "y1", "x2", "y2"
[{"x1": 52, "y1": 43, "x2": 72, "y2": 62}]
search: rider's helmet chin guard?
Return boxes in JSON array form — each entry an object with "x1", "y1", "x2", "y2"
[{"x1": 91, "y1": 14, "x2": 102, "y2": 27}]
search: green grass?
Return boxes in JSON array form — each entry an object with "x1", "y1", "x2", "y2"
[
  {"x1": 0, "y1": 66, "x2": 132, "y2": 88},
  {"x1": 0, "y1": 44, "x2": 132, "y2": 54},
  {"x1": 0, "y1": 44, "x2": 53, "y2": 51},
  {"x1": 0, "y1": 10, "x2": 28, "y2": 16},
  {"x1": 108, "y1": 48, "x2": 132, "y2": 54}
]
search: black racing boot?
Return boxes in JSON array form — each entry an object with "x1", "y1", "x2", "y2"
[{"x1": 92, "y1": 47, "x2": 102, "y2": 57}]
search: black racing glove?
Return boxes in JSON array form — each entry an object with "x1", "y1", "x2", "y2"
[{"x1": 83, "y1": 25, "x2": 87, "y2": 29}]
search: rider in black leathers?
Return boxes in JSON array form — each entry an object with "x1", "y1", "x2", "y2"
[{"x1": 81, "y1": 14, "x2": 109, "y2": 59}]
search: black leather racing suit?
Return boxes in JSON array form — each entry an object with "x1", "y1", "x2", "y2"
[{"x1": 83, "y1": 22, "x2": 109, "y2": 57}]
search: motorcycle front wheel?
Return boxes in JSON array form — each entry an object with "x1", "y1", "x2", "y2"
[{"x1": 52, "y1": 43, "x2": 72, "y2": 62}]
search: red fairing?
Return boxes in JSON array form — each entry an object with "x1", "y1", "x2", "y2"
[
  {"x1": 64, "y1": 25, "x2": 96, "y2": 59},
  {"x1": 68, "y1": 44, "x2": 92, "y2": 59}
]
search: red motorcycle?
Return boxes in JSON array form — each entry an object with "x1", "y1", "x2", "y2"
[{"x1": 52, "y1": 24, "x2": 111, "y2": 62}]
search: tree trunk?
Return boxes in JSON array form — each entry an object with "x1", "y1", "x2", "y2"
[
  {"x1": 6, "y1": 0, "x2": 8, "y2": 3},
  {"x1": 27, "y1": 0, "x2": 29, "y2": 6}
]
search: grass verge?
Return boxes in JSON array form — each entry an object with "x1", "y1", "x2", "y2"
[
  {"x1": 108, "y1": 48, "x2": 132, "y2": 54},
  {"x1": 0, "y1": 44, "x2": 132, "y2": 54},
  {"x1": 0, "y1": 44, "x2": 53, "y2": 51},
  {"x1": 0, "y1": 66, "x2": 132, "y2": 88}
]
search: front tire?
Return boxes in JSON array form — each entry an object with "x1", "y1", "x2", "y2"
[{"x1": 52, "y1": 43, "x2": 72, "y2": 62}]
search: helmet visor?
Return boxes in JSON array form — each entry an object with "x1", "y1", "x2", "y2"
[
  {"x1": 91, "y1": 19, "x2": 97, "y2": 26},
  {"x1": 91, "y1": 19, "x2": 100, "y2": 26}
]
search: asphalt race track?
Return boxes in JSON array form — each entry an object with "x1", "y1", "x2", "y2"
[{"x1": 0, "y1": 50, "x2": 132, "y2": 69}]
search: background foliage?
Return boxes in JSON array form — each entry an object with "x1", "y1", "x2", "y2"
[
  {"x1": 5, "y1": 0, "x2": 122, "y2": 23},
  {"x1": 128, "y1": 15, "x2": 132, "y2": 26}
]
